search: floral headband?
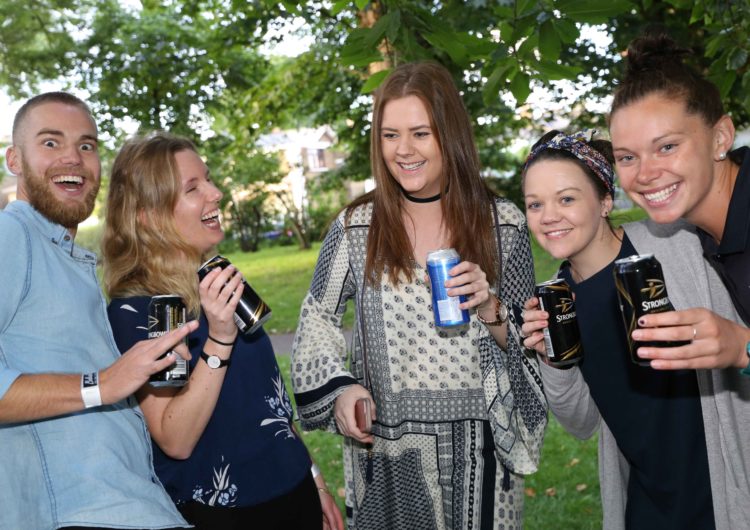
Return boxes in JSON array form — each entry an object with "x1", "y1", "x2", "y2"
[{"x1": 524, "y1": 130, "x2": 616, "y2": 197}]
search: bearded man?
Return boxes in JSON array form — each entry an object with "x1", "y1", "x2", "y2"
[{"x1": 0, "y1": 92, "x2": 197, "y2": 530}]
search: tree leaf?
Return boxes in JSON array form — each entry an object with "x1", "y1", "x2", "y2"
[
  {"x1": 551, "y1": 18, "x2": 580, "y2": 44},
  {"x1": 510, "y1": 71, "x2": 531, "y2": 105},
  {"x1": 534, "y1": 59, "x2": 581, "y2": 80},
  {"x1": 364, "y1": 11, "x2": 394, "y2": 49},
  {"x1": 423, "y1": 29, "x2": 468, "y2": 65},
  {"x1": 556, "y1": 0, "x2": 633, "y2": 23},
  {"x1": 331, "y1": 0, "x2": 350, "y2": 16},
  {"x1": 727, "y1": 47, "x2": 749, "y2": 71},
  {"x1": 361, "y1": 69, "x2": 390, "y2": 93},
  {"x1": 538, "y1": 20, "x2": 561, "y2": 58},
  {"x1": 704, "y1": 33, "x2": 728, "y2": 58},
  {"x1": 482, "y1": 60, "x2": 515, "y2": 106},
  {"x1": 517, "y1": 0, "x2": 538, "y2": 17},
  {"x1": 689, "y1": 1, "x2": 705, "y2": 24},
  {"x1": 708, "y1": 70, "x2": 736, "y2": 99},
  {"x1": 355, "y1": 0, "x2": 370, "y2": 10},
  {"x1": 386, "y1": 9, "x2": 401, "y2": 43}
]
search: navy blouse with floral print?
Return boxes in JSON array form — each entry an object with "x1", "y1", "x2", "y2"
[{"x1": 108, "y1": 296, "x2": 311, "y2": 508}]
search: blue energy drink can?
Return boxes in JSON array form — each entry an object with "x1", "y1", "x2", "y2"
[{"x1": 427, "y1": 248, "x2": 470, "y2": 327}]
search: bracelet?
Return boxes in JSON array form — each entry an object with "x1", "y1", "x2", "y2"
[
  {"x1": 207, "y1": 334, "x2": 235, "y2": 347},
  {"x1": 317, "y1": 487, "x2": 331, "y2": 496},
  {"x1": 741, "y1": 341, "x2": 750, "y2": 377},
  {"x1": 81, "y1": 371, "x2": 102, "y2": 408},
  {"x1": 311, "y1": 463, "x2": 321, "y2": 479}
]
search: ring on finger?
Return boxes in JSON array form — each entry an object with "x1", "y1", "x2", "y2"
[{"x1": 692, "y1": 327, "x2": 697, "y2": 341}]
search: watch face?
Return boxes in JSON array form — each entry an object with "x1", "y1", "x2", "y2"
[
  {"x1": 499, "y1": 303, "x2": 508, "y2": 322},
  {"x1": 207, "y1": 355, "x2": 221, "y2": 369}
]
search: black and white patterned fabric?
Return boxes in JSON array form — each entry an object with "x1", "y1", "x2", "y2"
[{"x1": 291, "y1": 199, "x2": 547, "y2": 529}]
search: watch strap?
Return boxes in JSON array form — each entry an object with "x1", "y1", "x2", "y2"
[
  {"x1": 476, "y1": 295, "x2": 507, "y2": 326},
  {"x1": 201, "y1": 351, "x2": 231, "y2": 369}
]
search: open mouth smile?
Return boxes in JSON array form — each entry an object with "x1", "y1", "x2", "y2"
[
  {"x1": 544, "y1": 228, "x2": 572, "y2": 239},
  {"x1": 201, "y1": 209, "x2": 221, "y2": 227},
  {"x1": 642, "y1": 183, "x2": 678, "y2": 205},
  {"x1": 398, "y1": 161, "x2": 426, "y2": 171},
  {"x1": 52, "y1": 175, "x2": 85, "y2": 191}
]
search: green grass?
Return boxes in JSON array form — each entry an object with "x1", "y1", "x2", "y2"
[
  {"x1": 226, "y1": 244, "x2": 321, "y2": 334},
  {"x1": 227, "y1": 243, "x2": 354, "y2": 334}
]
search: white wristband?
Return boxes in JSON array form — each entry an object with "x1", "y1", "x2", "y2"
[
  {"x1": 81, "y1": 372, "x2": 102, "y2": 408},
  {"x1": 311, "y1": 463, "x2": 321, "y2": 479}
]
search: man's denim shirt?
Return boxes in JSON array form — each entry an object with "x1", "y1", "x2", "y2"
[{"x1": 0, "y1": 201, "x2": 187, "y2": 529}]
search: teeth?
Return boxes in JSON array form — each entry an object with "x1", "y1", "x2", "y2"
[
  {"x1": 201, "y1": 209, "x2": 220, "y2": 222},
  {"x1": 643, "y1": 184, "x2": 677, "y2": 203},
  {"x1": 399, "y1": 161, "x2": 425, "y2": 170},
  {"x1": 52, "y1": 175, "x2": 83, "y2": 184},
  {"x1": 546, "y1": 229, "x2": 570, "y2": 238}
]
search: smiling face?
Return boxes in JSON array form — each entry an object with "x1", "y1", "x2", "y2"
[
  {"x1": 380, "y1": 95, "x2": 444, "y2": 199},
  {"x1": 171, "y1": 149, "x2": 224, "y2": 255},
  {"x1": 524, "y1": 159, "x2": 612, "y2": 262},
  {"x1": 8, "y1": 101, "x2": 100, "y2": 231},
  {"x1": 609, "y1": 93, "x2": 729, "y2": 226}
]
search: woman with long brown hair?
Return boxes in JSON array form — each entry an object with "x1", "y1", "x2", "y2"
[
  {"x1": 291, "y1": 62, "x2": 546, "y2": 529},
  {"x1": 102, "y1": 133, "x2": 343, "y2": 530}
]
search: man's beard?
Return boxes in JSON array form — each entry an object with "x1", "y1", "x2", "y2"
[{"x1": 22, "y1": 158, "x2": 100, "y2": 229}]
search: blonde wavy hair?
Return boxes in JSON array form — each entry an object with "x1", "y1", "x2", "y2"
[{"x1": 103, "y1": 132, "x2": 206, "y2": 316}]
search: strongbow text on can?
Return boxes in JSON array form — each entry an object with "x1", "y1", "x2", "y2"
[
  {"x1": 534, "y1": 279, "x2": 583, "y2": 366},
  {"x1": 426, "y1": 248, "x2": 470, "y2": 327},
  {"x1": 148, "y1": 295, "x2": 189, "y2": 387},
  {"x1": 613, "y1": 254, "x2": 689, "y2": 366},
  {"x1": 198, "y1": 255, "x2": 272, "y2": 335}
]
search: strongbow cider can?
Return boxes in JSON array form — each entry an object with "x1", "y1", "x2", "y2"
[
  {"x1": 427, "y1": 248, "x2": 470, "y2": 327},
  {"x1": 198, "y1": 255, "x2": 272, "y2": 335},
  {"x1": 148, "y1": 295, "x2": 189, "y2": 387},
  {"x1": 613, "y1": 254, "x2": 689, "y2": 366},
  {"x1": 534, "y1": 279, "x2": 583, "y2": 366}
]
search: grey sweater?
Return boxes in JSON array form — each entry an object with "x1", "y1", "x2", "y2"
[{"x1": 540, "y1": 220, "x2": 750, "y2": 530}]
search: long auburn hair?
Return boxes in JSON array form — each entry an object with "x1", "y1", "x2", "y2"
[
  {"x1": 348, "y1": 62, "x2": 498, "y2": 286},
  {"x1": 103, "y1": 132, "x2": 204, "y2": 316}
]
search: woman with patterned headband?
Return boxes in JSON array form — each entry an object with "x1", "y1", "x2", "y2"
[{"x1": 520, "y1": 130, "x2": 725, "y2": 529}]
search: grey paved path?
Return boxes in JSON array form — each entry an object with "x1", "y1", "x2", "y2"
[{"x1": 270, "y1": 329, "x2": 352, "y2": 355}]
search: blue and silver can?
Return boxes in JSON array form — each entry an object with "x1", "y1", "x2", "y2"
[{"x1": 427, "y1": 248, "x2": 470, "y2": 327}]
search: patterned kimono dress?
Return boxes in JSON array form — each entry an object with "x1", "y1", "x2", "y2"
[{"x1": 291, "y1": 198, "x2": 547, "y2": 530}]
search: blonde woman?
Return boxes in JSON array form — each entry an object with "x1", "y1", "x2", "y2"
[{"x1": 103, "y1": 133, "x2": 343, "y2": 530}]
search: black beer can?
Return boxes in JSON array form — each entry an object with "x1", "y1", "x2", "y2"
[
  {"x1": 148, "y1": 295, "x2": 189, "y2": 387},
  {"x1": 534, "y1": 279, "x2": 583, "y2": 366},
  {"x1": 197, "y1": 255, "x2": 272, "y2": 335},
  {"x1": 613, "y1": 254, "x2": 689, "y2": 366}
]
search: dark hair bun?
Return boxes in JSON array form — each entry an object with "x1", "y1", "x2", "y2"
[{"x1": 625, "y1": 32, "x2": 691, "y2": 78}]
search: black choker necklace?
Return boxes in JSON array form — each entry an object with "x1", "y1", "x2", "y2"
[{"x1": 402, "y1": 190, "x2": 442, "y2": 203}]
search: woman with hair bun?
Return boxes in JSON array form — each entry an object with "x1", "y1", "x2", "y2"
[
  {"x1": 292, "y1": 62, "x2": 547, "y2": 529},
  {"x1": 521, "y1": 129, "x2": 722, "y2": 530},
  {"x1": 605, "y1": 32, "x2": 750, "y2": 529}
]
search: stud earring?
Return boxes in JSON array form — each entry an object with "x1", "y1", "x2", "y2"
[{"x1": 719, "y1": 152, "x2": 727, "y2": 160}]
